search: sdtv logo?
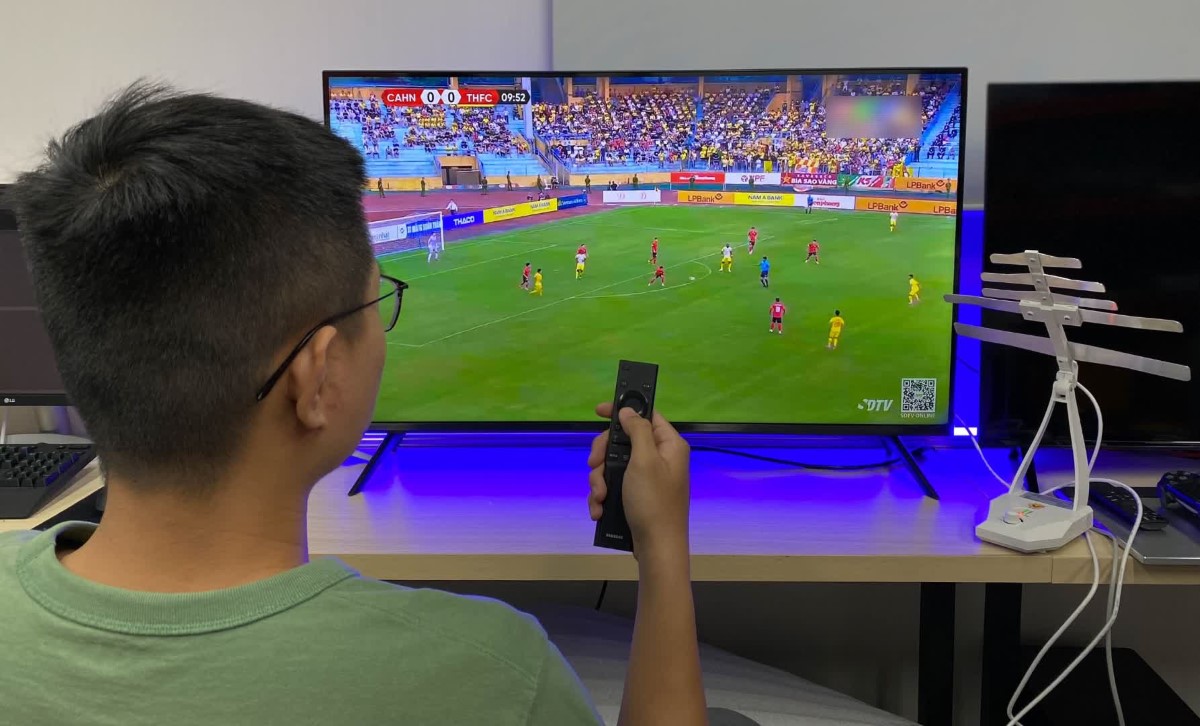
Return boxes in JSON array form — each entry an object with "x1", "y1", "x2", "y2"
[{"x1": 858, "y1": 398, "x2": 893, "y2": 412}]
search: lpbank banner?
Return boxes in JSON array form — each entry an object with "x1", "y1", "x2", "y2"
[
  {"x1": 782, "y1": 172, "x2": 838, "y2": 186},
  {"x1": 670, "y1": 171, "x2": 725, "y2": 184},
  {"x1": 603, "y1": 189, "x2": 662, "y2": 204},
  {"x1": 726, "y1": 172, "x2": 782, "y2": 185},
  {"x1": 855, "y1": 197, "x2": 958, "y2": 216},
  {"x1": 483, "y1": 198, "x2": 559, "y2": 223},
  {"x1": 893, "y1": 177, "x2": 956, "y2": 193}
]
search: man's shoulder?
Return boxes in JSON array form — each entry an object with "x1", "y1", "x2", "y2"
[{"x1": 326, "y1": 576, "x2": 552, "y2": 681}]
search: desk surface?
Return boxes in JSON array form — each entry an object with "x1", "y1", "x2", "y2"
[
  {"x1": 307, "y1": 444, "x2": 1051, "y2": 583},
  {"x1": 6, "y1": 439, "x2": 1199, "y2": 585}
]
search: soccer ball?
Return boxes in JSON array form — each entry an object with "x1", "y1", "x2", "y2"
[{"x1": 689, "y1": 276, "x2": 696, "y2": 281}]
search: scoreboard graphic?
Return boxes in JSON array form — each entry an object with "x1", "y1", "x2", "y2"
[{"x1": 381, "y1": 87, "x2": 532, "y2": 108}]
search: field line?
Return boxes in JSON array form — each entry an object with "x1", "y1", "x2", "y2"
[
  {"x1": 579, "y1": 259, "x2": 713, "y2": 299},
  {"x1": 403, "y1": 243, "x2": 558, "y2": 281}
]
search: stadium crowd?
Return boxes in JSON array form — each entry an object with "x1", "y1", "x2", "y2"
[
  {"x1": 328, "y1": 92, "x2": 530, "y2": 159},
  {"x1": 531, "y1": 81, "x2": 957, "y2": 175},
  {"x1": 923, "y1": 104, "x2": 961, "y2": 160}
]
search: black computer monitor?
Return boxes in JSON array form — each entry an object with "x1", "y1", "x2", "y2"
[
  {"x1": 0, "y1": 188, "x2": 68, "y2": 406},
  {"x1": 981, "y1": 81, "x2": 1200, "y2": 447}
]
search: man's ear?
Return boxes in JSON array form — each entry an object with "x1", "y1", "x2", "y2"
[{"x1": 286, "y1": 326, "x2": 340, "y2": 431}]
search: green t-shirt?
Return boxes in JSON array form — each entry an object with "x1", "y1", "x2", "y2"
[{"x1": 0, "y1": 523, "x2": 601, "y2": 725}]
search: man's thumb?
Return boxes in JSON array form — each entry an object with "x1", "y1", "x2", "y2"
[{"x1": 618, "y1": 406, "x2": 656, "y2": 452}]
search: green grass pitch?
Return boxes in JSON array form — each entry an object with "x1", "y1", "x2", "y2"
[{"x1": 376, "y1": 204, "x2": 955, "y2": 425}]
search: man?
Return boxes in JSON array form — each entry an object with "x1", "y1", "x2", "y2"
[
  {"x1": 908, "y1": 273, "x2": 921, "y2": 305},
  {"x1": 520, "y1": 261, "x2": 532, "y2": 290},
  {"x1": 481, "y1": 176, "x2": 489, "y2": 195},
  {"x1": 769, "y1": 297, "x2": 787, "y2": 334},
  {"x1": 889, "y1": 211, "x2": 898, "y2": 232},
  {"x1": 720, "y1": 243, "x2": 734, "y2": 273},
  {"x1": 506, "y1": 170, "x2": 513, "y2": 191},
  {"x1": 426, "y1": 233, "x2": 440, "y2": 263},
  {"x1": 806, "y1": 194, "x2": 814, "y2": 214},
  {"x1": 759, "y1": 256, "x2": 770, "y2": 288},
  {"x1": 747, "y1": 226, "x2": 758, "y2": 254},
  {"x1": 536, "y1": 175, "x2": 544, "y2": 192},
  {"x1": 828, "y1": 309, "x2": 845, "y2": 349},
  {"x1": 584, "y1": 174, "x2": 592, "y2": 194},
  {"x1": 806, "y1": 238, "x2": 820, "y2": 265},
  {"x1": 531, "y1": 267, "x2": 544, "y2": 296},
  {"x1": 575, "y1": 251, "x2": 587, "y2": 279},
  {"x1": 446, "y1": 199, "x2": 458, "y2": 214},
  {"x1": 649, "y1": 237, "x2": 659, "y2": 265},
  {"x1": 648, "y1": 264, "x2": 666, "y2": 286},
  {"x1": 577, "y1": 243, "x2": 588, "y2": 261},
  {"x1": 377, "y1": 178, "x2": 385, "y2": 198},
  {"x1": 2, "y1": 84, "x2": 706, "y2": 726},
  {"x1": 420, "y1": 177, "x2": 426, "y2": 196}
]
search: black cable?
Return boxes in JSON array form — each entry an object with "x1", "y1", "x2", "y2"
[
  {"x1": 690, "y1": 444, "x2": 906, "y2": 471},
  {"x1": 594, "y1": 580, "x2": 609, "y2": 611}
]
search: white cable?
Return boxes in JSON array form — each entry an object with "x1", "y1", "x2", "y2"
[
  {"x1": 1093, "y1": 528, "x2": 1126, "y2": 726},
  {"x1": 1077, "y1": 383, "x2": 1103, "y2": 472},
  {"x1": 0, "y1": 407, "x2": 7, "y2": 445},
  {"x1": 1005, "y1": 530, "x2": 1101, "y2": 726},
  {"x1": 955, "y1": 414, "x2": 1009, "y2": 488}
]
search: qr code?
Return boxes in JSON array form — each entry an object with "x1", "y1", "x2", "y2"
[{"x1": 901, "y1": 378, "x2": 937, "y2": 414}]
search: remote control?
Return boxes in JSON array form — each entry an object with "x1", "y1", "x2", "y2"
[
  {"x1": 1158, "y1": 470, "x2": 1200, "y2": 521},
  {"x1": 594, "y1": 360, "x2": 659, "y2": 552},
  {"x1": 1061, "y1": 481, "x2": 1168, "y2": 532}
]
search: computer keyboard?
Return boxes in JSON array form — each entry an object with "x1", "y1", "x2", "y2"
[{"x1": 0, "y1": 443, "x2": 96, "y2": 519}]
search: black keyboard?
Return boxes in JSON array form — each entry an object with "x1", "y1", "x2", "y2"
[
  {"x1": 0, "y1": 443, "x2": 97, "y2": 519},
  {"x1": 1060, "y1": 481, "x2": 1169, "y2": 532}
]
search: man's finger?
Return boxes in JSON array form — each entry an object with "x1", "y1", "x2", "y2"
[
  {"x1": 587, "y1": 430, "x2": 609, "y2": 469},
  {"x1": 618, "y1": 406, "x2": 656, "y2": 455},
  {"x1": 595, "y1": 401, "x2": 614, "y2": 419},
  {"x1": 649, "y1": 409, "x2": 681, "y2": 447}
]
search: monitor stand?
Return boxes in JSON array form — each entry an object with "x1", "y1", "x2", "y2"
[
  {"x1": 347, "y1": 432, "x2": 404, "y2": 496},
  {"x1": 891, "y1": 435, "x2": 939, "y2": 500}
]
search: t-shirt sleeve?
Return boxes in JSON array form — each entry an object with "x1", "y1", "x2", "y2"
[{"x1": 525, "y1": 640, "x2": 603, "y2": 726}]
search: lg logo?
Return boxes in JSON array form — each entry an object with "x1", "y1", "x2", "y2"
[
  {"x1": 2, "y1": 398, "x2": 15, "y2": 404},
  {"x1": 858, "y1": 399, "x2": 893, "y2": 412}
]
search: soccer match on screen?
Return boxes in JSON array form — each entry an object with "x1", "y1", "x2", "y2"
[{"x1": 325, "y1": 71, "x2": 963, "y2": 425}]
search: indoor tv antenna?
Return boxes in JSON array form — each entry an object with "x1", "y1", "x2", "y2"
[{"x1": 946, "y1": 251, "x2": 1191, "y2": 553}]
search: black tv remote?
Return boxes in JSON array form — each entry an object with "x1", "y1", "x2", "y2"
[
  {"x1": 1063, "y1": 481, "x2": 1167, "y2": 532},
  {"x1": 1158, "y1": 470, "x2": 1200, "y2": 521},
  {"x1": 594, "y1": 360, "x2": 659, "y2": 552}
]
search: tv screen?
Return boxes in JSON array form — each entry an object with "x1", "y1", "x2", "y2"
[
  {"x1": 324, "y1": 69, "x2": 966, "y2": 430},
  {"x1": 982, "y1": 81, "x2": 1200, "y2": 447}
]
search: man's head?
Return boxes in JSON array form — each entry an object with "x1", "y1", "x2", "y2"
[
  {"x1": 834, "y1": 309, "x2": 840, "y2": 316},
  {"x1": 775, "y1": 297, "x2": 781, "y2": 303},
  {"x1": 10, "y1": 83, "x2": 382, "y2": 493}
]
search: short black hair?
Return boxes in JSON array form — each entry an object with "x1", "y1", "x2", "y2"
[
  {"x1": 775, "y1": 297, "x2": 781, "y2": 302},
  {"x1": 835, "y1": 309, "x2": 841, "y2": 315},
  {"x1": 10, "y1": 82, "x2": 373, "y2": 486}
]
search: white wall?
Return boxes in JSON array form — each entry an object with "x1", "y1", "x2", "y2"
[
  {"x1": 551, "y1": 0, "x2": 1200, "y2": 205},
  {"x1": 0, "y1": 0, "x2": 552, "y2": 182}
]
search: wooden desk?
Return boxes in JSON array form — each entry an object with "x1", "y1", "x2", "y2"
[
  {"x1": 0, "y1": 461, "x2": 104, "y2": 534},
  {"x1": 307, "y1": 445, "x2": 1051, "y2": 584}
]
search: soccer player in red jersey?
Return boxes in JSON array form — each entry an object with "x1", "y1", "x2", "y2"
[
  {"x1": 577, "y1": 243, "x2": 587, "y2": 260},
  {"x1": 648, "y1": 265, "x2": 666, "y2": 286},
  {"x1": 520, "y1": 262, "x2": 531, "y2": 290},
  {"x1": 649, "y1": 237, "x2": 659, "y2": 264},
  {"x1": 769, "y1": 297, "x2": 787, "y2": 334},
  {"x1": 747, "y1": 226, "x2": 758, "y2": 254},
  {"x1": 805, "y1": 239, "x2": 820, "y2": 265}
]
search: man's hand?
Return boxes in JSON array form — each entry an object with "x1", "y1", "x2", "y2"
[{"x1": 587, "y1": 403, "x2": 691, "y2": 560}]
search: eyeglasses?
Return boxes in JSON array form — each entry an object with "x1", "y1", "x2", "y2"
[{"x1": 255, "y1": 274, "x2": 407, "y2": 402}]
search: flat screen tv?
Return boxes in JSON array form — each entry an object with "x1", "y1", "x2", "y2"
[
  {"x1": 323, "y1": 69, "x2": 966, "y2": 431},
  {"x1": 982, "y1": 81, "x2": 1200, "y2": 448}
]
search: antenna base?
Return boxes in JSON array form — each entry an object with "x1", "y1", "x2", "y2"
[{"x1": 976, "y1": 491, "x2": 1093, "y2": 553}]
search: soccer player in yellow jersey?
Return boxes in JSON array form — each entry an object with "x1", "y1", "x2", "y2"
[
  {"x1": 575, "y1": 252, "x2": 586, "y2": 279},
  {"x1": 531, "y1": 268, "x2": 544, "y2": 296},
  {"x1": 719, "y1": 243, "x2": 734, "y2": 272},
  {"x1": 827, "y1": 310, "x2": 845, "y2": 349},
  {"x1": 908, "y1": 274, "x2": 921, "y2": 305}
]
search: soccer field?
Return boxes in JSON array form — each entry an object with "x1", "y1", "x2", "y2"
[{"x1": 376, "y1": 204, "x2": 956, "y2": 426}]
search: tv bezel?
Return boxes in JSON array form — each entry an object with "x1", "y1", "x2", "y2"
[{"x1": 324, "y1": 67, "x2": 967, "y2": 435}]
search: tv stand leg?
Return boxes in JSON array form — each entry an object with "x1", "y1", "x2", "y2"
[
  {"x1": 891, "y1": 435, "x2": 940, "y2": 500},
  {"x1": 347, "y1": 432, "x2": 403, "y2": 496}
]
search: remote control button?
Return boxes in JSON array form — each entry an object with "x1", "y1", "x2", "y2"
[{"x1": 618, "y1": 390, "x2": 648, "y2": 415}]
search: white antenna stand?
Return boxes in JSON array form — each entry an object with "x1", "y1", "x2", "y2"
[{"x1": 947, "y1": 251, "x2": 1191, "y2": 553}]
